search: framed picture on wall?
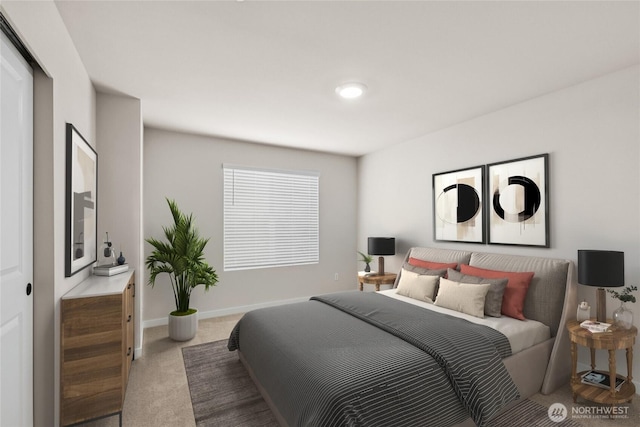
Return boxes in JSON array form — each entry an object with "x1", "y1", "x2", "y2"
[
  {"x1": 433, "y1": 165, "x2": 485, "y2": 243},
  {"x1": 65, "y1": 123, "x2": 98, "y2": 276},
  {"x1": 487, "y1": 153, "x2": 549, "y2": 247}
]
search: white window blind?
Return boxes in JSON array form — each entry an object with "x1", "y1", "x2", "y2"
[{"x1": 223, "y1": 164, "x2": 319, "y2": 271}]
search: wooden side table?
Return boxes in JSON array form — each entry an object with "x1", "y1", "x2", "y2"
[
  {"x1": 358, "y1": 273, "x2": 397, "y2": 291},
  {"x1": 567, "y1": 319, "x2": 637, "y2": 405}
]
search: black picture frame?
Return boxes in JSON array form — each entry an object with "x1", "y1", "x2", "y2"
[
  {"x1": 486, "y1": 153, "x2": 549, "y2": 247},
  {"x1": 65, "y1": 123, "x2": 98, "y2": 276},
  {"x1": 433, "y1": 165, "x2": 485, "y2": 244}
]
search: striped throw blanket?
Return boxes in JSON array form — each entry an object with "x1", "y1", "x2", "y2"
[{"x1": 229, "y1": 291, "x2": 519, "y2": 427}]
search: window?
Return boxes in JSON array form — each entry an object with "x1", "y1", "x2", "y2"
[{"x1": 223, "y1": 164, "x2": 319, "y2": 271}]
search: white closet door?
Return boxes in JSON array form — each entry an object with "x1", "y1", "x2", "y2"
[{"x1": 0, "y1": 30, "x2": 34, "y2": 427}]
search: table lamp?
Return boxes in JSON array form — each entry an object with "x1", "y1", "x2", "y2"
[
  {"x1": 368, "y1": 237, "x2": 395, "y2": 276},
  {"x1": 577, "y1": 250, "x2": 624, "y2": 323}
]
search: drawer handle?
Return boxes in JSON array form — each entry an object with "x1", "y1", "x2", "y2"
[
  {"x1": 127, "y1": 347, "x2": 132, "y2": 356},
  {"x1": 127, "y1": 315, "x2": 132, "y2": 322}
]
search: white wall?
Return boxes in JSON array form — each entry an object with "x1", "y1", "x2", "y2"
[
  {"x1": 1, "y1": 1, "x2": 96, "y2": 425},
  {"x1": 143, "y1": 128, "x2": 358, "y2": 323},
  {"x1": 358, "y1": 66, "x2": 640, "y2": 388},
  {"x1": 96, "y1": 93, "x2": 144, "y2": 356}
]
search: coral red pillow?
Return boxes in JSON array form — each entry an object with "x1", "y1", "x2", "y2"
[
  {"x1": 459, "y1": 264, "x2": 534, "y2": 320},
  {"x1": 408, "y1": 257, "x2": 458, "y2": 271}
]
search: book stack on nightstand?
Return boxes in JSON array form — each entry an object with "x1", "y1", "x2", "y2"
[
  {"x1": 579, "y1": 320, "x2": 611, "y2": 333},
  {"x1": 581, "y1": 370, "x2": 625, "y2": 391}
]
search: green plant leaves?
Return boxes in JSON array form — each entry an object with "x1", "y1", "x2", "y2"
[{"x1": 146, "y1": 198, "x2": 219, "y2": 313}]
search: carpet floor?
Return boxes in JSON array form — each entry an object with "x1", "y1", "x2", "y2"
[{"x1": 183, "y1": 339, "x2": 584, "y2": 427}]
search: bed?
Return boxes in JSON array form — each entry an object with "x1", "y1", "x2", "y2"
[{"x1": 228, "y1": 247, "x2": 577, "y2": 427}]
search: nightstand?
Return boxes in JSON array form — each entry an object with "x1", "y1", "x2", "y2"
[
  {"x1": 358, "y1": 273, "x2": 397, "y2": 291},
  {"x1": 567, "y1": 319, "x2": 637, "y2": 405}
]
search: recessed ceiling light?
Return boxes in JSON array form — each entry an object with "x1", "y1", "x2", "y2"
[{"x1": 335, "y1": 82, "x2": 367, "y2": 99}]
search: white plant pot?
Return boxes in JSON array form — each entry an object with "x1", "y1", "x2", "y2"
[{"x1": 168, "y1": 309, "x2": 198, "y2": 341}]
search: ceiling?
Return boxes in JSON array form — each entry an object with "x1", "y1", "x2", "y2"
[{"x1": 54, "y1": 0, "x2": 639, "y2": 157}]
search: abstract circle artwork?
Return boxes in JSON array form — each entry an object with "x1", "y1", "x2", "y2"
[
  {"x1": 492, "y1": 175, "x2": 541, "y2": 223},
  {"x1": 437, "y1": 183, "x2": 481, "y2": 224},
  {"x1": 487, "y1": 154, "x2": 549, "y2": 247},
  {"x1": 433, "y1": 166, "x2": 485, "y2": 243}
]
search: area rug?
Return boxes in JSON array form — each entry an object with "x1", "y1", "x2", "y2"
[
  {"x1": 182, "y1": 340, "x2": 278, "y2": 426},
  {"x1": 183, "y1": 340, "x2": 581, "y2": 427}
]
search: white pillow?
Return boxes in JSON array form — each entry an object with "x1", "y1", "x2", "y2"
[
  {"x1": 395, "y1": 269, "x2": 439, "y2": 303},
  {"x1": 434, "y1": 278, "x2": 490, "y2": 318}
]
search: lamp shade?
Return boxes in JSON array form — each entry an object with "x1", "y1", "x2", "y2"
[
  {"x1": 368, "y1": 237, "x2": 395, "y2": 256},
  {"x1": 577, "y1": 250, "x2": 624, "y2": 288}
]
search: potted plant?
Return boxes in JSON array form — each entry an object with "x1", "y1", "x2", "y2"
[
  {"x1": 146, "y1": 198, "x2": 218, "y2": 341},
  {"x1": 358, "y1": 251, "x2": 373, "y2": 273}
]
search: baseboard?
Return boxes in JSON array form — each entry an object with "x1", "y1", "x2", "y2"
[
  {"x1": 134, "y1": 324, "x2": 144, "y2": 359},
  {"x1": 142, "y1": 295, "x2": 311, "y2": 329}
]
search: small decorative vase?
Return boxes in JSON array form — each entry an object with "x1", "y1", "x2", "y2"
[
  {"x1": 117, "y1": 251, "x2": 126, "y2": 265},
  {"x1": 364, "y1": 263, "x2": 371, "y2": 273},
  {"x1": 613, "y1": 301, "x2": 633, "y2": 329}
]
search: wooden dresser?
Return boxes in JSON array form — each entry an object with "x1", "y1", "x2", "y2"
[{"x1": 60, "y1": 271, "x2": 135, "y2": 426}]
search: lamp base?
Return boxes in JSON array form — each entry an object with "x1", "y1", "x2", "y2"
[
  {"x1": 378, "y1": 256, "x2": 385, "y2": 276},
  {"x1": 595, "y1": 287, "x2": 607, "y2": 323}
]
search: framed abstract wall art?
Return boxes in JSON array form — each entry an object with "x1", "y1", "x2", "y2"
[
  {"x1": 487, "y1": 153, "x2": 549, "y2": 247},
  {"x1": 433, "y1": 165, "x2": 485, "y2": 243},
  {"x1": 65, "y1": 123, "x2": 98, "y2": 276}
]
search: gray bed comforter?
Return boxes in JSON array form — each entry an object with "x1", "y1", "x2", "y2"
[{"x1": 228, "y1": 291, "x2": 519, "y2": 427}]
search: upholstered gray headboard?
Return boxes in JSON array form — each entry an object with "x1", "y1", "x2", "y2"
[
  {"x1": 396, "y1": 247, "x2": 573, "y2": 336},
  {"x1": 395, "y1": 247, "x2": 577, "y2": 394},
  {"x1": 467, "y1": 252, "x2": 570, "y2": 337}
]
